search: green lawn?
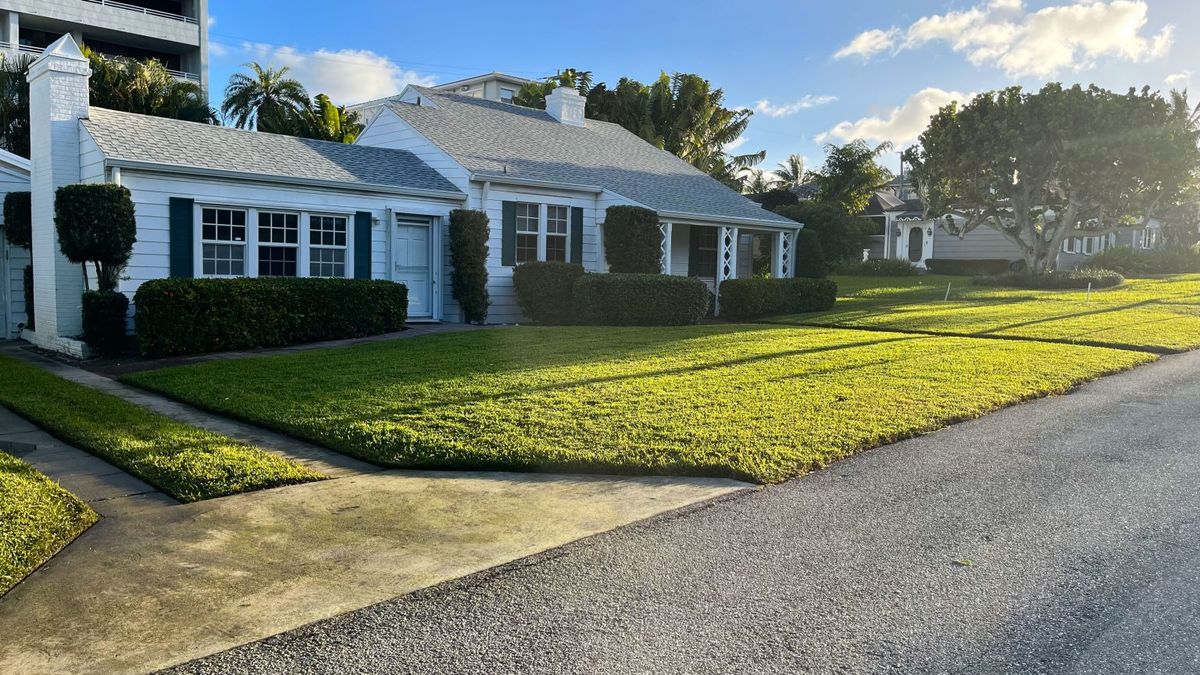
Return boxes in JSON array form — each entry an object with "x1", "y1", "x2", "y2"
[
  {"x1": 1, "y1": 451, "x2": 98, "y2": 595},
  {"x1": 0, "y1": 355, "x2": 325, "y2": 502},
  {"x1": 774, "y1": 274, "x2": 1200, "y2": 353},
  {"x1": 125, "y1": 326, "x2": 1153, "y2": 484}
]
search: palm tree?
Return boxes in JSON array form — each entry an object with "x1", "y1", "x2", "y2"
[
  {"x1": 739, "y1": 168, "x2": 782, "y2": 195},
  {"x1": 265, "y1": 94, "x2": 364, "y2": 143},
  {"x1": 86, "y1": 49, "x2": 215, "y2": 123},
  {"x1": 221, "y1": 62, "x2": 309, "y2": 130},
  {"x1": 811, "y1": 139, "x2": 895, "y2": 214},
  {"x1": 0, "y1": 53, "x2": 33, "y2": 157},
  {"x1": 775, "y1": 154, "x2": 808, "y2": 189}
]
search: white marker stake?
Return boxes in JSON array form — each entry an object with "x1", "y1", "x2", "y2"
[
  {"x1": 945, "y1": 282, "x2": 952, "y2": 302},
  {"x1": 1087, "y1": 282, "x2": 1092, "y2": 305}
]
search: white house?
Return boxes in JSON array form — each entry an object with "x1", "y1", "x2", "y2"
[
  {"x1": 0, "y1": 149, "x2": 30, "y2": 339},
  {"x1": 10, "y1": 35, "x2": 802, "y2": 355}
]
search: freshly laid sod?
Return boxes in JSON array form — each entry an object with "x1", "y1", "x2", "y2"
[
  {"x1": 776, "y1": 274, "x2": 1200, "y2": 353},
  {"x1": 0, "y1": 355, "x2": 324, "y2": 502},
  {"x1": 1, "y1": 451, "x2": 98, "y2": 595},
  {"x1": 126, "y1": 326, "x2": 1153, "y2": 484}
]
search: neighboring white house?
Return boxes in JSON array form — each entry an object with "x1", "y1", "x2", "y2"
[
  {"x1": 0, "y1": 149, "x2": 30, "y2": 339},
  {"x1": 13, "y1": 35, "x2": 802, "y2": 355}
]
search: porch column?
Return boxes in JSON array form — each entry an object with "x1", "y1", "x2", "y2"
[
  {"x1": 659, "y1": 221, "x2": 673, "y2": 274},
  {"x1": 718, "y1": 226, "x2": 738, "y2": 282},
  {"x1": 775, "y1": 229, "x2": 795, "y2": 278}
]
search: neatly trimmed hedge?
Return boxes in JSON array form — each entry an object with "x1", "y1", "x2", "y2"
[
  {"x1": 1088, "y1": 246, "x2": 1200, "y2": 275},
  {"x1": 22, "y1": 264, "x2": 33, "y2": 330},
  {"x1": 718, "y1": 278, "x2": 838, "y2": 321},
  {"x1": 573, "y1": 273, "x2": 709, "y2": 326},
  {"x1": 135, "y1": 277, "x2": 408, "y2": 357},
  {"x1": 602, "y1": 206, "x2": 661, "y2": 273},
  {"x1": 972, "y1": 268, "x2": 1125, "y2": 290},
  {"x1": 926, "y1": 258, "x2": 1015, "y2": 276},
  {"x1": 82, "y1": 290, "x2": 129, "y2": 357},
  {"x1": 448, "y1": 209, "x2": 490, "y2": 324},
  {"x1": 833, "y1": 259, "x2": 920, "y2": 276},
  {"x1": 794, "y1": 229, "x2": 827, "y2": 278},
  {"x1": 2, "y1": 191, "x2": 31, "y2": 248},
  {"x1": 54, "y1": 184, "x2": 137, "y2": 293},
  {"x1": 513, "y1": 262, "x2": 584, "y2": 324}
]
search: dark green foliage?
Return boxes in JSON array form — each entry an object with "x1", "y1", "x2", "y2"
[
  {"x1": 602, "y1": 206, "x2": 662, "y2": 273},
  {"x1": 54, "y1": 184, "x2": 137, "y2": 293},
  {"x1": 2, "y1": 191, "x2": 30, "y2": 248},
  {"x1": 0, "y1": 54, "x2": 33, "y2": 158},
  {"x1": 22, "y1": 264, "x2": 32, "y2": 330},
  {"x1": 775, "y1": 202, "x2": 871, "y2": 262},
  {"x1": 748, "y1": 188, "x2": 799, "y2": 211},
  {"x1": 926, "y1": 258, "x2": 1015, "y2": 276},
  {"x1": 134, "y1": 278, "x2": 408, "y2": 357},
  {"x1": 972, "y1": 268, "x2": 1125, "y2": 289},
  {"x1": 718, "y1": 278, "x2": 838, "y2": 320},
  {"x1": 512, "y1": 262, "x2": 585, "y2": 324},
  {"x1": 793, "y1": 229, "x2": 827, "y2": 278},
  {"x1": 448, "y1": 209, "x2": 490, "y2": 323},
  {"x1": 833, "y1": 259, "x2": 920, "y2": 276},
  {"x1": 573, "y1": 273, "x2": 710, "y2": 325},
  {"x1": 1088, "y1": 246, "x2": 1200, "y2": 275},
  {"x1": 82, "y1": 291, "x2": 130, "y2": 357}
]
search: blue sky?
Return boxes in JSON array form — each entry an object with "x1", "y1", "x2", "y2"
[{"x1": 207, "y1": 0, "x2": 1197, "y2": 174}]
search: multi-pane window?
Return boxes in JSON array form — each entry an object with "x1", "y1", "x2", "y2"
[
  {"x1": 545, "y1": 205, "x2": 568, "y2": 262},
  {"x1": 310, "y1": 215, "x2": 348, "y2": 277},
  {"x1": 257, "y1": 212, "x2": 298, "y2": 277},
  {"x1": 689, "y1": 226, "x2": 718, "y2": 278},
  {"x1": 201, "y1": 207, "x2": 246, "y2": 276},
  {"x1": 515, "y1": 202, "x2": 540, "y2": 264}
]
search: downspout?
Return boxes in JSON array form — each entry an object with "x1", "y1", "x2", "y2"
[{"x1": 109, "y1": 166, "x2": 122, "y2": 186}]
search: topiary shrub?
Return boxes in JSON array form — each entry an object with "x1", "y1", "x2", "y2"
[
  {"x1": 832, "y1": 259, "x2": 920, "y2": 276},
  {"x1": 513, "y1": 261, "x2": 585, "y2": 324},
  {"x1": 134, "y1": 277, "x2": 408, "y2": 357},
  {"x1": 793, "y1": 229, "x2": 827, "y2": 278},
  {"x1": 55, "y1": 184, "x2": 137, "y2": 293},
  {"x1": 926, "y1": 258, "x2": 1014, "y2": 276},
  {"x1": 972, "y1": 268, "x2": 1124, "y2": 290},
  {"x1": 2, "y1": 191, "x2": 31, "y2": 248},
  {"x1": 573, "y1": 273, "x2": 709, "y2": 326},
  {"x1": 82, "y1": 290, "x2": 129, "y2": 357},
  {"x1": 448, "y1": 209, "x2": 490, "y2": 324},
  {"x1": 22, "y1": 264, "x2": 33, "y2": 330},
  {"x1": 602, "y1": 206, "x2": 661, "y2": 273},
  {"x1": 718, "y1": 278, "x2": 838, "y2": 321}
]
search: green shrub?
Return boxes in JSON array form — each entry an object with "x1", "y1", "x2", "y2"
[
  {"x1": 573, "y1": 273, "x2": 709, "y2": 325},
  {"x1": 972, "y1": 268, "x2": 1124, "y2": 289},
  {"x1": 22, "y1": 264, "x2": 33, "y2": 330},
  {"x1": 926, "y1": 258, "x2": 1015, "y2": 276},
  {"x1": 54, "y1": 184, "x2": 137, "y2": 293},
  {"x1": 718, "y1": 278, "x2": 838, "y2": 321},
  {"x1": 794, "y1": 229, "x2": 827, "y2": 278},
  {"x1": 448, "y1": 209, "x2": 490, "y2": 324},
  {"x1": 1088, "y1": 246, "x2": 1200, "y2": 275},
  {"x1": 602, "y1": 206, "x2": 661, "y2": 273},
  {"x1": 833, "y1": 259, "x2": 920, "y2": 276},
  {"x1": 82, "y1": 290, "x2": 129, "y2": 357},
  {"x1": 2, "y1": 191, "x2": 31, "y2": 248},
  {"x1": 134, "y1": 277, "x2": 408, "y2": 357},
  {"x1": 513, "y1": 262, "x2": 585, "y2": 324},
  {"x1": 775, "y1": 202, "x2": 871, "y2": 262}
]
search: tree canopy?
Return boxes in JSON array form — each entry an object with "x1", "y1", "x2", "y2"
[
  {"x1": 904, "y1": 83, "x2": 1200, "y2": 273},
  {"x1": 810, "y1": 140, "x2": 894, "y2": 215},
  {"x1": 221, "y1": 62, "x2": 363, "y2": 143}
]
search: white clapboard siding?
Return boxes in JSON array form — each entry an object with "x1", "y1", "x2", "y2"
[{"x1": 0, "y1": 165, "x2": 32, "y2": 338}]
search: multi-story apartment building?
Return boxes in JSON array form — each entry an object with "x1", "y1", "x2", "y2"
[{"x1": 0, "y1": 0, "x2": 208, "y2": 90}]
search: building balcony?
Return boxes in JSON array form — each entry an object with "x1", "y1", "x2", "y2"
[{"x1": 79, "y1": 0, "x2": 198, "y2": 25}]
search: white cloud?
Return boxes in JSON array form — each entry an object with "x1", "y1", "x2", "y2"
[
  {"x1": 1165, "y1": 70, "x2": 1192, "y2": 87},
  {"x1": 207, "y1": 15, "x2": 216, "y2": 29},
  {"x1": 835, "y1": 0, "x2": 1173, "y2": 78},
  {"x1": 240, "y1": 43, "x2": 436, "y2": 104},
  {"x1": 833, "y1": 28, "x2": 900, "y2": 61},
  {"x1": 209, "y1": 40, "x2": 230, "y2": 58},
  {"x1": 724, "y1": 135, "x2": 748, "y2": 152},
  {"x1": 817, "y1": 88, "x2": 971, "y2": 146},
  {"x1": 752, "y1": 95, "x2": 838, "y2": 118}
]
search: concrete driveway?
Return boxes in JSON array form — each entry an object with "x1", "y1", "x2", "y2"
[{"x1": 169, "y1": 350, "x2": 1200, "y2": 674}]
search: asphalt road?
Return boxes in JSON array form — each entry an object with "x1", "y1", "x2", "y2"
[{"x1": 171, "y1": 350, "x2": 1200, "y2": 674}]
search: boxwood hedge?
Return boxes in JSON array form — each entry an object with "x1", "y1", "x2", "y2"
[
  {"x1": 718, "y1": 278, "x2": 838, "y2": 321},
  {"x1": 573, "y1": 273, "x2": 710, "y2": 326},
  {"x1": 513, "y1": 262, "x2": 585, "y2": 324}
]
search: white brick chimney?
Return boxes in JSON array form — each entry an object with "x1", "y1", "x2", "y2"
[
  {"x1": 545, "y1": 86, "x2": 585, "y2": 127},
  {"x1": 27, "y1": 34, "x2": 90, "y2": 355}
]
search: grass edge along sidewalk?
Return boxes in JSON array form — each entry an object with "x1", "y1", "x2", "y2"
[
  {"x1": 0, "y1": 355, "x2": 325, "y2": 503},
  {"x1": 0, "y1": 450, "x2": 99, "y2": 595},
  {"x1": 124, "y1": 325, "x2": 1156, "y2": 485}
]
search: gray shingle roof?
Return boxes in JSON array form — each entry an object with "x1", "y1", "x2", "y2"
[
  {"x1": 385, "y1": 88, "x2": 795, "y2": 227},
  {"x1": 82, "y1": 108, "x2": 462, "y2": 195}
]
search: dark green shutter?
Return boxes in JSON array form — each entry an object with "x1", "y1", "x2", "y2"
[
  {"x1": 570, "y1": 207, "x2": 584, "y2": 265},
  {"x1": 168, "y1": 197, "x2": 194, "y2": 278},
  {"x1": 354, "y1": 211, "x2": 372, "y2": 279},
  {"x1": 501, "y1": 201, "x2": 517, "y2": 267}
]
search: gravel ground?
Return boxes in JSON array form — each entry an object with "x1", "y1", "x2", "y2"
[{"x1": 170, "y1": 351, "x2": 1200, "y2": 674}]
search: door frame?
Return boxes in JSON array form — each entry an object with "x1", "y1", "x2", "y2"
[
  {"x1": 0, "y1": 240, "x2": 9, "y2": 339},
  {"x1": 392, "y1": 213, "x2": 441, "y2": 322}
]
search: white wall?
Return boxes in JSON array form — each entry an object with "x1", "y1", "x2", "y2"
[
  {"x1": 0, "y1": 165, "x2": 31, "y2": 338},
  {"x1": 355, "y1": 110, "x2": 471, "y2": 193}
]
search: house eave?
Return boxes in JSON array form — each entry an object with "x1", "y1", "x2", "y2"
[
  {"x1": 105, "y1": 159, "x2": 468, "y2": 201},
  {"x1": 657, "y1": 210, "x2": 800, "y2": 231},
  {"x1": 471, "y1": 173, "x2": 605, "y2": 194}
]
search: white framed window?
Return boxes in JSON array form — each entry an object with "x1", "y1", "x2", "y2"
[
  {"x1": 201, "y1": 207, "x2": 247, "y2": 276},
  {"x1": 545, "y1": 205, "x2": 568, "y2": 262},
  {"x1": 1063, "y1": 237, "x2": 1078, "y2": 254},
  {"x1": 1083, "y1": 236, "x2": 1096, "y2": 255},
  {"x1": 257, "y1": 211, "x2": 299, "y2": 277},
  {"x1": 310, "y1": 214, "x2": 349, "y2": 277},
  {"x1": 500, "y1": 87, "x2": 515, "y2": 104},
  {"x1": 515, "y1": 202, "x2": 540, "y2": 264}
]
